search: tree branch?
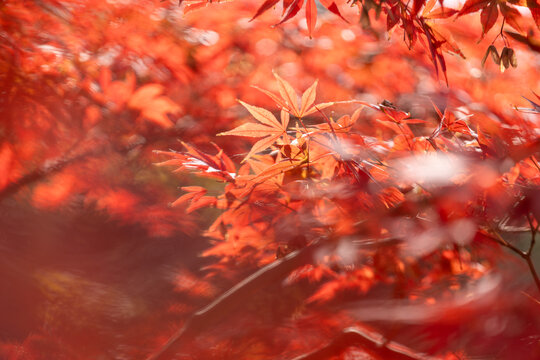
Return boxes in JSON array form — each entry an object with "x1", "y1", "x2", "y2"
[
  {"x1": 290, "y1": 327, "x2": 434, "y2": 360},
  {"x1": 145, "y1": 242, "x2": 322, "y2": 360},
  {"x1": 0, "y1": 146, "x2": 100, "y2": 203},
  {"x1": 0, "y1": 127, "x2": 185, "y2": 203},
  {"x1": 488, "y1": 215, "x2": 540, "y2": 295},
  {"x1": 524, "y1": 214, "x2": 540, "y2": 292}
]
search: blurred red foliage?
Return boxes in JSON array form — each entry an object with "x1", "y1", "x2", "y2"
[{"x1": 1, "y1": 0, "x2": 539, "y2": 359}]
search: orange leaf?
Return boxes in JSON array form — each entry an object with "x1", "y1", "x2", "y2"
[
  {"x1": 171, "y1": 192, "x2": 198, "y2": 207},
  {"x1": 480, "y1": 2, "x2": 498, "y2": 36},
  {"x1": 0, "y1": 143, "x2": 14, "y2": 190},
  {"x1": 276, "y1": 0, "x2": 305, "y2": 27},
  {"x1": 252, "y1": 158, "x2": 305, "y2": 183},
  {"x1": 181, "y1": 186, "x2": 208, "y2": 193},
  {"x1": 307, "y1": 280, "x2": 341, "y2": 303},
  {"x1": 280, "y1": 109, "x2": 290, "y2": 132},
  {"x1": 422, "y1": 0, "x2": 438, "y2": 16},
  {"x1": 220, "y1": 101, "x2": 290, "y2": 162},
  {"x1": 218, "y1": 122, "x2": 283, "y2": 138},
  {"x1": 304, "y1": 100, "x2": 368, "y2": 116},
  {"x1": 237, "y1": 100, "x2": 284, "y2": 129},
  {"x1": 128, "y1": 84, "x2": 164, "y2": 108},
  {"x1": 184, "y1": 1, "x2": 208, "y2": 14},
  {"x1": 140, "y1": 97, "x2": 180, "y2": 128},
  {"x1": 128, "y1": 84, "x2": 179, "y2": 127},
  {"x1": 252, "y1": 85, "x2": 290, "y2": 111},
  {"x1": 32, "y1": 173, "x2": 76, "y2": 209},
  {"x1": 319, "y1": 0, "x2": 349, "y2": 23},
  {"x1": 306, "y1": 0, "x2": 317, "y2": 38},
  {"x1": 250, "y1": 0, "x2": 280, "y2": 21},
  {"x1": 499, "y1": 3, "x2": 524, "y2": 32},
  {"x1": 186, "y1": 196, "x2": 216, "y2": 213},
  {"x1": 424, "y1": 7, "x2": 458, "y2": 19},
  {"x1": 299, "y1": 79, "x2": 318, "y2": 117},
  {"x1": 412, "y1": 0, "x2": 427, "y2": 16},
  {"x1": 273, "y1": 71, "x2": 300, "y2": 117},
  {"x1": 243, "y1": 134, "x2": 283, "y2": 162},
  {"x1": 458, "y1": 0, "x2": 491, "y2": 16}
]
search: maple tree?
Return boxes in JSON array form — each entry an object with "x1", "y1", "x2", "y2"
[{"x1": 1, "y1": 0, "x2": 540, "y2": 359}]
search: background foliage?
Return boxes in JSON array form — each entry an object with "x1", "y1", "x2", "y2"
[{"x1": 1, "y1": 0, "x2": 539, "y2": 359}]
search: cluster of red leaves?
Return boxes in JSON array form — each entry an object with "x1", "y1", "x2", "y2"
[
  {"x1": 155, "y1": 72, "x2": 540, "y2": 359},
  {"x1": 0, "y1": 0, "x2": 208, "y2": 237},
  {"x1": 179, "y1": 0, "x2": 539, "y2": 82}
]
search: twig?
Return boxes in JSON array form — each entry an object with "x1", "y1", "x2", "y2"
[
  {"x1": 488, "y1": 214, "x2": 540, "y2": 295},
  {"x1": 145, "y1": 242, "x2": 322, "y2": 360},
  {"x1": 530, "y1": 156, "x2": 540, "y2": 173},
  {"x1": 0, "y1": 146, "x2": 99, "y2": 203},
  {"x1": 524, "y1": 214, "x2": 540, "y2": 293},
  {"x1": 289, "y1": 327, "x2": 434, "y2": 360},
  {"x1": 0, "y1": 127, "x2": 184, "y2": 203},
  {"x1": 521, "y1": 290, "x2": 540, "y2": 306},
  {"x1": 526, "y1": 213, "x2": 538, "y2": 256},
  {"x1": 525, "y1": 255, "x2": 540, "y2": 294},
  {"x1": 490, "y1": 228, "x2": 526, "y2": 259}
]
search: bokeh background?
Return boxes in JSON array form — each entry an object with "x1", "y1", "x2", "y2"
[{"x1": 1, "y1": 0, "x2": 539, "y2": 359}]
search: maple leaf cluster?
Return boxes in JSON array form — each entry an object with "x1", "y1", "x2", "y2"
[
  {"x1": 179, "y1": 0, "x2": 540, "y2": 83},
  {"x1": 155, "y1": 72, "x2": 540, "y2": 359}
]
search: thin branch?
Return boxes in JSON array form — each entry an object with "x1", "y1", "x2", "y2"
[
  {"x1": 0, "y1": 127, "x2": 184, "y2": 203},
  {"x1": 147, "y1": 237, "x2": 405, "y2": 360},
  {"x1": 488, "y1": 215, "x2": 540, "y2": 295},
  {"x1": 525, "y1": 256, "x2": 540, "y2": 293},
  {"x1": 145, "y1": 242, "x2": 322, "y2": 360},
  {"x1": 0, "y1": 146, "x2": 100, "y2": 203},
  {"x1": 526, "y1": 213, "x2": 538, "y2": 256},
  {"x1": 290, "y1": 327, "x2": 434, "y2": 360},
  {"x1": 490, "y1": 228, "x2": 526, "y2": 259},
  {"x1": 525, "y1": 214, "x2": 540, "y2": 292},
  {"x1": 521, "y1": 290, "x2": 540, "y2": 306}
]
